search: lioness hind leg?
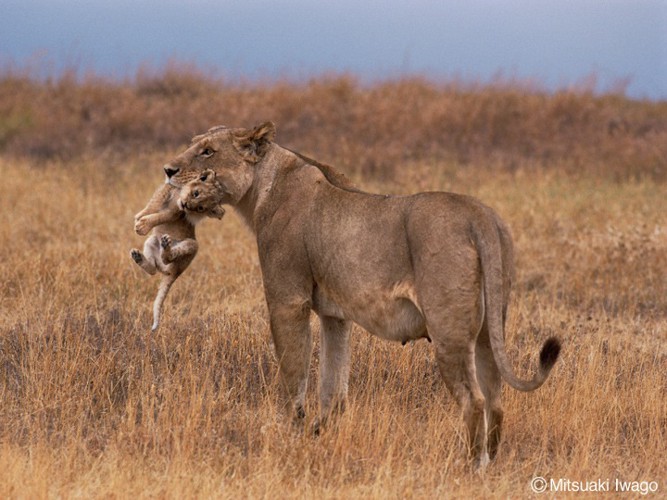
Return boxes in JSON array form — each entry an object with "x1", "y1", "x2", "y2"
[
  {"x1": 421, "y1": 270, "x2": 489, "y2": 467},
  {"x1": 435, "y1": 340, "x2": 488, "y2": 468},
  {"x1": 435, "y1": 339, "x2": 487, "y2": 461},
  {"x1": 476, "y1": 325, "x2": 503, "y2": 461},
  {"x1": 316, "y1": 316, "x2": 351, "y2": 431}
]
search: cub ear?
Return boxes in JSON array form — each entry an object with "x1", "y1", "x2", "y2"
[
  {"x1": 233, "y1": 121, "x2": 276, "y2": 163},
  {"x1": 199, "y1": 169, "x2": 216, "y2": 182},
  {"x1": 211, "y1": 205, "x2": 226, "y2": 219}
]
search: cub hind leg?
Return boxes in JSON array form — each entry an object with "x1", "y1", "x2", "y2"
[
  {"x1": 160, "y1": 234, "x2": 198, "y2": 265},
  {"x1": 130, "y1": 235, "x2": 161, "y2": 275},
  {"x1": 148, "y1": 235, "x2": 198, "y2": 331}
]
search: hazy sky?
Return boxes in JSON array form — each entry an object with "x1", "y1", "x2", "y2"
[{"x1": 2, "y1": 0, "x2": 665, "y2": 99}]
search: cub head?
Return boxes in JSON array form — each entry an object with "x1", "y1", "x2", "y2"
[
  {"x1": 164, "y1": 122, "x2": 276, "y2": 206},
  {"x1": 179, "y1": 169, "x2": 226, "y2": 219}
]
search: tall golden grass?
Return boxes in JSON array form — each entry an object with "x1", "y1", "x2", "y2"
[
  {"x1": 0, "y1": 69, "x2": 665, "y2": 497},
  {"x1": 2, "y1": 66, "x2": 666, "y2": 180}
]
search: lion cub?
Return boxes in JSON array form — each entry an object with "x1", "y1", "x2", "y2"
[{"x1": 130, "y1": 169, "x2": 224, "y2": 331}]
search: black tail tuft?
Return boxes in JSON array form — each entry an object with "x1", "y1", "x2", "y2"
[{"x1": 539, "y1": 337, "x2": 561, "y2": 371}]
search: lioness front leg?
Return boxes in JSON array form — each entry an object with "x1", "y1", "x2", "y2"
[
  {"x1": 269, "y1": 301, "x2": 313, "y2": 422},
  {"x1": 316, "y1": 316, "x2": 351, "y2": 432},
  {"x1": 160, "y1": 234, "x2": 198, "y2": 264}
]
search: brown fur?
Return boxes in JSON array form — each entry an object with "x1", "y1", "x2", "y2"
[
  {"x1": 179, "y1": 169, "x2": 228, "y2": 214},
  {"x1": 130, "y1": 175, "x2": 225, "y2": 331},
  {"x1": 162, "y1": 122, "x2": 560, "y2": 467}
]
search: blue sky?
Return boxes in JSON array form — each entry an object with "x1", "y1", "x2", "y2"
[{"x1": 2, "y1": 0, "x2": 665, "y2": 99}]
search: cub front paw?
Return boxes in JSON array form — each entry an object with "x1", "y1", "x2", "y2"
[{"x1": 134, "y1": 217, "x2": 151, "y2": 236}]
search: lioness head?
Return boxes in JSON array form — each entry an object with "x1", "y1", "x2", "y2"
[
  {"x1": 164, "y1": 122, "x2": 276, "y2": 205},
  {"x1": 179, "y1": 169, "x2": 226, "y2": 219}
]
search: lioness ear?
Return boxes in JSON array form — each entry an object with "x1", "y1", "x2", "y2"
[{"x1": 233, "y1": 121, "x2": 276, "y2": 163}]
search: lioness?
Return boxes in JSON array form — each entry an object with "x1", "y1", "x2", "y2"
[
  {"x1": 131, "y1": 170, "x2": 225, "y2": 331},
  {"x1": 163, "y1": 122, "x2": 560, "y2": 467}
]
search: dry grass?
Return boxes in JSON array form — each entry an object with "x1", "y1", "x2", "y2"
[
  {"x1": 2, "y1": 66, "x2": 667, "y2": 181},
  {"x1": 1, "y1": 70, "x2": 666, "y2": 497}
]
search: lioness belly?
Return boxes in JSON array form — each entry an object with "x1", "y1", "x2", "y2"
[
  {"x1": 313, "y1": 283, "x2": 427, "y2": 343},
  {"x1": 364, "y1": 296, "x2": 427, "y2": 343}
]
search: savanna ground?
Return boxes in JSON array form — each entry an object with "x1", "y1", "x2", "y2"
[{"x1": 0, "y1": 68, "x2": 666, "y2": 498}]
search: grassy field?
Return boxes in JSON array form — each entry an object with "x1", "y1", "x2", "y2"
[{"x1": 1, "y1": 71, "x2": 666, "y2": 498}]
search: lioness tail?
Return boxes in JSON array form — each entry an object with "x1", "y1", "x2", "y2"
[{"x1": 472, "y1": 214, "x2": 561, "y2": 392}]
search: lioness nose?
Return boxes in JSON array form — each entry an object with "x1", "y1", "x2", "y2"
[{"x1": 164, "y1": 165, "x2": 179, "y2": 178}]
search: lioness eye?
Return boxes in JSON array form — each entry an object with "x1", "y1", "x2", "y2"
[
  {"x1": 200, "y1": 148, "x2": 214, "y2": 158},
  {"x1": 193, "y1": 190, "x2": 200, "y2": 198}
]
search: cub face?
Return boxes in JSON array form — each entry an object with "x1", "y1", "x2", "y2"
[{"x1": 179, "y1": 169, "x2": 226, "y2": 219}]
